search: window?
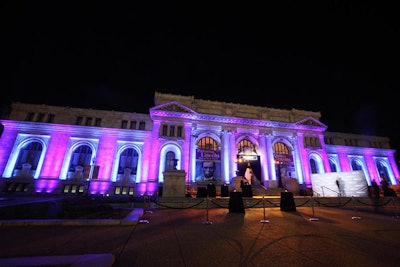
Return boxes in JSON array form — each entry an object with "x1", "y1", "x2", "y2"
[
  {"x1": 68, "y1": 145, "x2": 92, "y2": 172},
  {"x1": 376, "y1": 161, "x2": 390, "y2": 183},
  {"x1": 169, "y1": 125, "x2": 175, "y2": 136},
  {"x1": 36, "y1": 113, "x2": 45, "y2": 122},
  {"x1": 304, "y1": 136, "x2": 321, "y2": 148},
  {"x1": 310, "y1": 158, "x2": 318, "y2": 174},
  {"x1": 139, "y1": 121, "x2": 145, "y2": 130},
  {"x1": 237, "y1": 139, "x2": 256, "y2": 154},
  {"x1": 351, "y1": 160, "x2": 362, "y2": 171},
  {"x1": 75, "y1": 116, "x2": 83, "y2": 125},
  {"x1": 47, "y1": 114, "x2": 55, "y2": 123},
  {"x1": 329, "y1": 159, "x2": 337, "y2": 172},
  {"x1": 197, "y1": 137, "x2": 218, "y2": 150},
  {"x1": 273, "y1": 142, "x2": 290, "y2": 155},
  {"x1": 95, "y1": 118, "x2": 102, "y2": 127},
  {"x1": 121, "y1": 120, "x2": 128, "y2": 129},
  {"x1": 130, "y1": 121, "x2": 137, "y2": 129},
  {"x1": 165, "y1": 151, "x2": 176, "y2": 171},
  {"x1": 162, "y1": 125, "x2": 168, "y2": 136},
  {"x1": 85, "y1": 117, "x2": 92, "y2": 126},
  {"x1": 177, "y1": 126, "x2": 183, "y2": 137},
  {"x1": 25, "y1": 112, "x2": 35, "y2": 121},
  {"x1": 14, "y1": 141, "x2": 43, "y2": 171},
  {"x1": 118, "y1": 148, "x2": 139, "y2": 175}
]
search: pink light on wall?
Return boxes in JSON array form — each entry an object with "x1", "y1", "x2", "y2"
[
  {"x1": 183, "y1": 122, "x2": 192, "y2": 183},
  {"x1": 141, "y1": 120, "x2": 161, "y2": 182},
  {"x1": 96, "y1": 132, "x2": 118, "y2": 181},
  {"x1": 146, "y1": 182, "x2": 158, "y2": 195},
  {"x1": 0, "y1": 121, "x2": 19, "y2": 177},
  {"x1": 300, "y1": 148, "x2": 311, "y2": 185},
  {"x1": 36, "y1": 179, "x2": 59, "y2": 193},
  {"x1": 388, "y1": 151, "x2": 400, "y2": 183},
  {"x1": 40, "y1": 129, "x2": 70, "y2": 178},
  {"x1": 90, "y1": 180, "x2": 111, "y2": 194},
  {"x1": 337, "y1": 148, "x2": 351, "y2": 172},
  {"x1": 363, "y1": 149, "x2": 378, "y2": 185},
  {"x1": 137, "y1": 182, "x2": 147, "y2": 195}
]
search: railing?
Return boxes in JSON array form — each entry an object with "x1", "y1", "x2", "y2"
[{"x1": 321, "y1": 185, "x2": 341, "y2": 197}]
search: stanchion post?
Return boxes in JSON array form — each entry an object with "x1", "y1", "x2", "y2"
[
  {"x1": 202, "y1": 196, "x2": 212, "y2": 225},
  {"x1": 309, "y1": 195, "x2": 319, "y2": 221},
  {"x1": 260, "y1": 195, "x2": 270, "y2": 223},
  {"x1": 139, "y1": 192, "x2": 151, "y2": 223},
  {"x1": 145, "y1": 192, "x2": 153, "y2": 214},
  {"x1": 391, "y1": 197, "x2": 400, "y2": 219},
  {"x1": 351, "y1": 196, "x2": 362, "y2": 220}
]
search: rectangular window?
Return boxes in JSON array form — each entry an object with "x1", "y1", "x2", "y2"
[
  {"x1": 36, "y1": 113, "x2": 45, "y2": 122},
  {"x1": 114, "y1": 187, "x2": 121, "y2": 195},
  {"x1": 129, "y1": 187, "x2": 135, "y2": 195},
  {"x1": 121, "y1": 120, "x2": 128, "y2": 129},
  {"x1": 162, "y1": 125, "x2": 168, "y2": 136},
  {"x1": 26, "y1": 112, "x2": 35, "y2": 121},
  {"x1": 85, "y1": 117, "x2": 92, "y2": 126},
  {"x1": 95, "y1": 118, "x2": 102, "y2": 127},
  {"x1": 122, "y1": 186, "x2": 128, "y2": 195},
  {"x1": 71, "y1": 185, "x2": 78, "y2": 193},
  {"x1": 63, "y1": 185, "x2": 71, "y2": 193},
  {"x1": 130, "y1": 121, "x2": 137, "y2": 129},
  {"x1": 78, "y1": 185, "x2": 85, "y2": 193},
  {"x1": 139, "y1": 121, "x2": 145, "y2": 130},
  {"x1": 47, "y1": 114, "x2": 55, "y2": 123},
  {"x1": 75, "y1": 116, "x2": 83, "y2": 125},
  {"x1": 177, "y1": 126, "x2": 183, "y2": 137},
  {"x1": 169, "y1": 125, "x2": 175, "y2": 136}
]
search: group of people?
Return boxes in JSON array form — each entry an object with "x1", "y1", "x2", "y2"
[{"x1": 371, "y1": 178, "x2": 397, "y2": 197}]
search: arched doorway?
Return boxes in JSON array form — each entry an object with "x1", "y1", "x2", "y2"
[
  {"x1": 273, "y1": 142, "x2": 294, "y2": 188},
  {"x1": 236, "y1": 139, "x2": 262, "y2": 185}
]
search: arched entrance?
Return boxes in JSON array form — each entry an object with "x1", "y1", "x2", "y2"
[
  {"x1": 273, "y1": 142, "x2": 294, "y2": 188},
  {"x1": 236, "y1": 139, "x2": 262, "y2": 185}
]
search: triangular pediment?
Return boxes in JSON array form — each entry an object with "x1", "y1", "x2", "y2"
[
  {"x1": 295, "y1": 116, "x2": 327, "y2": 129},
  {"x1": 150, "y1": 101, "x2": 197, "y2": 114}
]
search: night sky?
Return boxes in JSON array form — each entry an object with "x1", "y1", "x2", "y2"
[{"x1": 2, "y1": 1, "x2": 400, "y2": 161}]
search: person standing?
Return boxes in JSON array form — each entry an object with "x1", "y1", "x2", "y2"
[{"x1": 371, "y1": 180, "x2": 380, "y2": 198}]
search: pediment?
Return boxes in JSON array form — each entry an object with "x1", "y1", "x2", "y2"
[
  {"x1": 295, "y1": 116, "x2": 327, "y2": 129},
  {"x1": 150, "y1": 101, "x2": 197, "y2": 114}
]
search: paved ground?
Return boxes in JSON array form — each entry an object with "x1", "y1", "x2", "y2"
[{"x1": 0, "y1": 203, "x2": 400, "y2": 267}]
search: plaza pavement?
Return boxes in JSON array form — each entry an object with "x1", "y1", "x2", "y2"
[{"x1": 0, "y1": 200, "x2": 400, "y2": 267}]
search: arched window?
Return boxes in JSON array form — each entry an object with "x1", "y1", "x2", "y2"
[
  {"x1": 165, "y1": 151, "x2": 176, "y2": 171},
  {"x1": 118, "y1": 148, "x2": 139, "y2": 175},
  {"x1": 13, "y1": 141, "x2": 43, "y2": 177},
  {"x1": 376, "y1": 161, "x2": 390, "y2": 184},
  {"x1": 329, "y1": 159, "x2": 337, "y2": 172},
  {"x1": 14, "y1": 141, "x2": 42, "y2": 171},
  {"x1": 273, "y1": 142, "x2": 294, "y2": 183},
  {"x1": 68, "y1": 145, "x2": 92, "y2": 172},
  {"x1": 351, "y1": 160, "x2": 362, "y2": 171},
  {"x1": 237, "y1": 139, "x2": 256, "y2": 154},
  {"x1": 310, "y1": 158, "x2": 318, "y2": 174},
  {"x1": 197, "y1": 137, "x2": 218, "y2": 150},
  {"x1": 273, "y1": 142, "x2": 290, "y2": 155}
]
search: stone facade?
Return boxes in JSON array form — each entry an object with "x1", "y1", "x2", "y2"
[{"x1": 0, "y1": 92, "x2": 398, "y2": 196}]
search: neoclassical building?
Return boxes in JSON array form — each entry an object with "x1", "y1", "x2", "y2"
[{"x1": 0, "y1": 92, "x2": 399, "y2": 196}]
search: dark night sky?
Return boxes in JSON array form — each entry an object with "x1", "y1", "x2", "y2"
[{"x1": 2, "y1": 1, "x2": 400, "y2": 160}]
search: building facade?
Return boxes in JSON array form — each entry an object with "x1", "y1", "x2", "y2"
[{"x1": 0, "y1": 92, "x2": 399, "y2": 196}]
